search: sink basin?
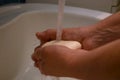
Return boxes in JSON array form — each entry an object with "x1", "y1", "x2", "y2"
[{"x1": 0, "y1": 3, "x2": 111, "y2": 80}]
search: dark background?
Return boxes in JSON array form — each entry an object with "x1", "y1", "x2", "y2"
[{"x1": 0, "y1": 0, "x2": 25, "y2": 6}]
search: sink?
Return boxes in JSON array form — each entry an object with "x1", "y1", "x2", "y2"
[{"x1": 0, "y1": 3, "x2": 111, "y2": 80}]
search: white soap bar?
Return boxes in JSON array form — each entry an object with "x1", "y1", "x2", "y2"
[{"x1": 42, "y1": 40, "x2": 81, "y2": 49}]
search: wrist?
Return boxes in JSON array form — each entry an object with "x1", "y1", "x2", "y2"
[{"x1": 93, "y1": 12, "x2": 120, "y2": 30}]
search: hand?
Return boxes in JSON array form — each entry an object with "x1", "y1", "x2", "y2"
[
  {"x1": 36, "y1": 26, "x2": 99, "y2": 50},
  {"x1": 32, "y1": 26, "x2": 95, "y2": 78},
  {"x1": 32, "y1": 45, "x2": 89, "y2": 78}
]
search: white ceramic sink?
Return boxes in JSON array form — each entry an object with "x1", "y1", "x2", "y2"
[{"x1": 0, "y1": 4, "x2": 111, "y2": 80}]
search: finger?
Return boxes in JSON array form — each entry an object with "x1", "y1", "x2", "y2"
[
  {"x1": 32, "y1": 48, "x2": 42, "y2": 62},
  {"x1": 36, "y1": 32, "x2": 45, "y2": 41},
  {"x1": 32, "y1": 53, "x2": 40, "y2": 62},
  {"x1": 34, "y1": 58, "x2": 45, "y2": 74},
  {"x1": 32, "y1": 49, "x2": 44, "y2": 72},
  {"x1": 34, "y1": 61, "x2": 43, "y2": 68},
  {"x1": 36, "y1": 48, "x2": 42, "y2": 61},
  {"x1": 62, "y1": 28, "x2": 82, "y2": 41},
  {"x1": 34, "y1": 45, "x2": 41, "y2": 52},
  {"x1": 36, "y1": 29, "x2": 56, "y2": 42},
  {"x1": 31, "y1": 53, "x2": 36, "y2": 61}
]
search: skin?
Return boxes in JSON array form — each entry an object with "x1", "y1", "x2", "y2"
[{"x1": 32, "y1": 12, "x2": 120, "y2": 80}]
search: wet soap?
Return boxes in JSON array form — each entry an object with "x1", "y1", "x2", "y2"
[{"x1": 42, "y1": 40, "x2": 81, "y2": 49}]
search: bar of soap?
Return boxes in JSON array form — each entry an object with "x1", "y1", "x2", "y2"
[{"x1": 42, "y1": 40, "x2": 81, "y2": 49}]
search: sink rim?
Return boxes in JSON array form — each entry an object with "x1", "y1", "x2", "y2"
[{"x1": 0, "y1": 3, "x2": 111, "y2": 29}]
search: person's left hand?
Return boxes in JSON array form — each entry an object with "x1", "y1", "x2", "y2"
[{"x1": 32, "y1": 44, "x2": 88, "y2": 78}]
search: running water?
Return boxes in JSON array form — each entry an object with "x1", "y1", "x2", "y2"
[
  {"x1": 40, "y1": 0, "x2": 66, "y2": 79},
  {"x1": 56, "y1": 0, "x2": 65, "y2": 41}
]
